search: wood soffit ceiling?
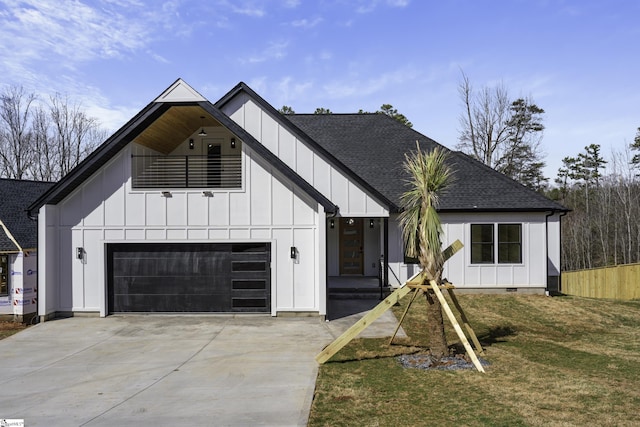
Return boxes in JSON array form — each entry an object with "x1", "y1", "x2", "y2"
[{"x1": 134, "y1": 105, "x2": 222, "y2": 154}]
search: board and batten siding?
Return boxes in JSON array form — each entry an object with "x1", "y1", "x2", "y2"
[
  {"x1": 37, "y1": 140, "x2": 327, "y2": 318},
  {"x1": 220, "y1": 93, "x2": 390, "y2": 218},
  {"x1": 387, "y1": 212, "x2": 554, "y2": 290}
]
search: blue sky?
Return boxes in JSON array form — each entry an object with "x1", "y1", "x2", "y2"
[{"x1": 1, "y1": 0, "x2": 638, "y2": 181}]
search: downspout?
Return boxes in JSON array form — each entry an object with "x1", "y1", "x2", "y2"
[
  {"x1": 544, "y1": 210, "x2": 555, "y2": 294},
  {"x1": 558, "y1": 211, "x2": 568, "y2": 293}
]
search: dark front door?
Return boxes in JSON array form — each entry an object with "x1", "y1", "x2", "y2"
[
  {"x1": 339, "y1": 218, "x2": 364, "y2": 275},
  {"x1": 107, "y1": 243, "x2": 270, "y2": 313}
]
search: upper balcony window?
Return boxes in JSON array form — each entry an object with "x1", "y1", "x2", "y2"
[{"x1": 131, "y1": 144, "x2": 241, "y2": 189}]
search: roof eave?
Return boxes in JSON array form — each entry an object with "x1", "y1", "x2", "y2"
[{"x1": 437, "y1": 207, "x2": 571, "y2": 213}]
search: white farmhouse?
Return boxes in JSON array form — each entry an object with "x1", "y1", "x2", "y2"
[{"x1": 28, "y1": 79, "x2": 568, "y2": 320}]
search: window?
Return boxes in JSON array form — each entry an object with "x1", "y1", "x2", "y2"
[
  {"x1": 471, "y1": 224, "x2": 494, "y2": 264},
  {"x1": 0, "y1": 255, "x2": 8, "y2": 296},
  {"x1": 498, "y1": 224, "x2": 522, "y2": 263},
  {"x1": 471, "y1": 223, "x2": 522, "y2": 264}
]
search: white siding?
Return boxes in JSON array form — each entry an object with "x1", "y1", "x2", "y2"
[
  {"x1": 44, "y1": 139, "x2": 323, "y2": 315},
  {"x1": 221, "y1": 93, "x2": 389, "y2": 217},
  {"x1": 387, "y1": 212, "x2": 550, "y2": 291}
]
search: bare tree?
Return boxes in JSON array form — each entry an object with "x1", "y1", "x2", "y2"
[
  {"x1": 0, "y1": 86, "x2": 105, "y2": 181},
  {"x1": 0, "y1": 85, "x2": 36, "y2": 179},
  {"x1": 48, "y1": 93, "x2": 103, "y2": 177},
  {"x1": 30, "y1": 104, "x2": 58, "y2": 181},
  {"x1": 457, "y1": 72, "x2": 547, "y2": 189}
]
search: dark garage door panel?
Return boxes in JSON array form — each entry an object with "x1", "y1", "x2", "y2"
[{"x1": 107, "y1": 243, "x2": 271, "y2": 313}]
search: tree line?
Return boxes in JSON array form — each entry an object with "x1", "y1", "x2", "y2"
[
  {"x1": 552, "y1": 137, "x2": 640, "y2": 271},
  {"x1": 0, "y1": 85, "x2": 106, "y2": 181}
]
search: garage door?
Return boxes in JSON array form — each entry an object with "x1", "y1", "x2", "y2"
[{"x1": 107, "y1": 243, "x2": 271, "y2": 313}]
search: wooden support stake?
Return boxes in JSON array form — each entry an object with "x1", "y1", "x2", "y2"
[
  {"x1": 315, "y1": 283, "x2": 414, "y2": 364},
  {"x1": 446, "y1": 287, "x2": 484, "y2": 356},
  {"x1": 389, "y1": 288, "x2": 422, "y2": 345},
  {"x1": 428, "y1": 279, "x2": 485, "y2": 373},
  {"x1": 316, "y1": 239, "x2": 463, "y2": 364}
]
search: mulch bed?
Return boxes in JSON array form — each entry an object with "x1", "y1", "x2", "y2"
[{"x1": 397, "y1": 353, "x2": 490, "y2": 371}]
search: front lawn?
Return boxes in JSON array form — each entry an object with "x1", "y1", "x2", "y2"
[{"x1": 309, "y1": 294, "x2": 640, "y2": 426}]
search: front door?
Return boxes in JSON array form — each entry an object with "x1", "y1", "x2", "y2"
[{"x1": 339, "y1": 218, "x2": 364, "y2": 275}]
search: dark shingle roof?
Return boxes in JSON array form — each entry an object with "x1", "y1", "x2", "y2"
[
  {"x1": 286, "y1": 113, "x2": 567, "y2": 212},
  {"x1": 0, "y1": 179, "x2": 55, "y2": 251}
]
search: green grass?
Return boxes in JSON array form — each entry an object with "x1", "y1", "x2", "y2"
[{"x1": 309, "y1": 294, "x2": 640, "y2": 426}]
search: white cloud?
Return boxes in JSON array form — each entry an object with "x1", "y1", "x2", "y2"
[
  {"x1": 322, "y1": 65, "x2": 420, "y2": 99},
  {"x1": 387, "y1": 0, "x2": 409, "y2": 6},
  {"x1": 354, "y1": 0, "x2": 409, "y2": 13},
  {"x1": 0, "y1": 0, "x2": 157, "y2": 81},
  {"x1": 291, "y1": 17, "x2": 323, "y2": 28},
  {"x1": 275, "y1": 77, "x2": 313, "y2": 104},
  {"x1": 229, "y1": 1, "x2": 266, "y2": 17},
  {"x1": 240, "y1": 41, "x2": 289, "y2": 64}
]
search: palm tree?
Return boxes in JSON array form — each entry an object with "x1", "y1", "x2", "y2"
[{"x1": 399, "y1": 143, "x2": 454, "y2": 358}]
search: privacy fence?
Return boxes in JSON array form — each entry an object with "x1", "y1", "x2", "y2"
[{"x1": 561, "y1": 263, "x2": 640, "y2": 300}]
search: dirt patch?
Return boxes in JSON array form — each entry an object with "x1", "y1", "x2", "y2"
[{"x1": 0, "y1": 321, "x2": 28, "y2": 340}]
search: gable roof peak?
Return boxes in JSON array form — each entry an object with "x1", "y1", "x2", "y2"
[{"x1": 154, "y1": 78, "x2": 207, "y2": 103}]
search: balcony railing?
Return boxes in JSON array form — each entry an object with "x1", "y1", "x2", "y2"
[{"x1": 131, "y1": 155, "x2": 242, "y2": 189}]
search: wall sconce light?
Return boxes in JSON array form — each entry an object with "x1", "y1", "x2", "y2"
[
  {"x1": 329, "y1": 219, "x2": 335, "y2": 229},
  {"x1": 161, "y1": 191, "x2": 172, "y2": 198},
  {"x1": 347, "y1": 218, "x2": 355, "y2": 226},
  {"x1": 76, "y1": 247, "x2": 84, "y2": 260},
  {"x1": 290, "y1": 246, "x2": 297, "y2": 259},
  {"x1": 369, "y1": 219, "x2": 375, "y2": 228},
  {"x1": 202, "y1": 191, "x2": 213, "y2": 197},
  {"x1": 189, "y1": 138, "x2": 194, "y2": 150},
  {"x1": 230, "y1": 137, "x2": 236, "y2": 149},
  {"x1": 198, "y1": 116, "x2": 207, "y2": 137}
]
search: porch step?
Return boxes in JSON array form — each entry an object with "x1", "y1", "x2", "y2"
[{"x1": 329, "y1": 287, "x2": 394, "y2": 299}]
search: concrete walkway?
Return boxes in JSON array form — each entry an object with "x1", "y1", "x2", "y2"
[{"x1": 0, "y1": 303, "x2": 403, "y2": 427}]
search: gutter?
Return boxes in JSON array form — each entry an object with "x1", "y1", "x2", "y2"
[{"x1": 545, "y1": 210, "x2": 556, "y2": 294}]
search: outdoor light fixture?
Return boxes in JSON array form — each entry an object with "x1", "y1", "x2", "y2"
[
  {"x1": 76, "y1": 247, "x2": 84, "y2": 260},
  {"x1": 290, "y1": 246, "x2": 297, "y2": 259},
  {"x1": 230, "y1": 137, "x2": 236, "y2": 149},
  {"x1": 161, "y1": 191, "x2": 172, "y2": 198},
  {"x1": 347, "y1": 218, "x2": 355, "y2": 226},
  {"x1": 329, "y1": 219, "x2": 335, "y2": 229},
  {"x1": 189, "y1": 138, "x2": 194, "y2": 149},
  {"x1": 198, "y1": 116, "x2": 207, "y2": 137},
  {"x1": 369, "y1": 219, "x2": 375, "y2": 228}
]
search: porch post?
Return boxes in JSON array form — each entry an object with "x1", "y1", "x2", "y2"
[{"x1": 383, "y1": 217, "x2": 389, "y2": 287}]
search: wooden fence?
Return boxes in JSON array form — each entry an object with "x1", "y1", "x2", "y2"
[{"x1": 561, "y1": 263, "x2": 640, "y2": 300}]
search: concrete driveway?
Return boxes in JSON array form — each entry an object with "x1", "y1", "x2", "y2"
[{"x1": 0, "y1": 304, "x2": 402, "y2": 426}]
